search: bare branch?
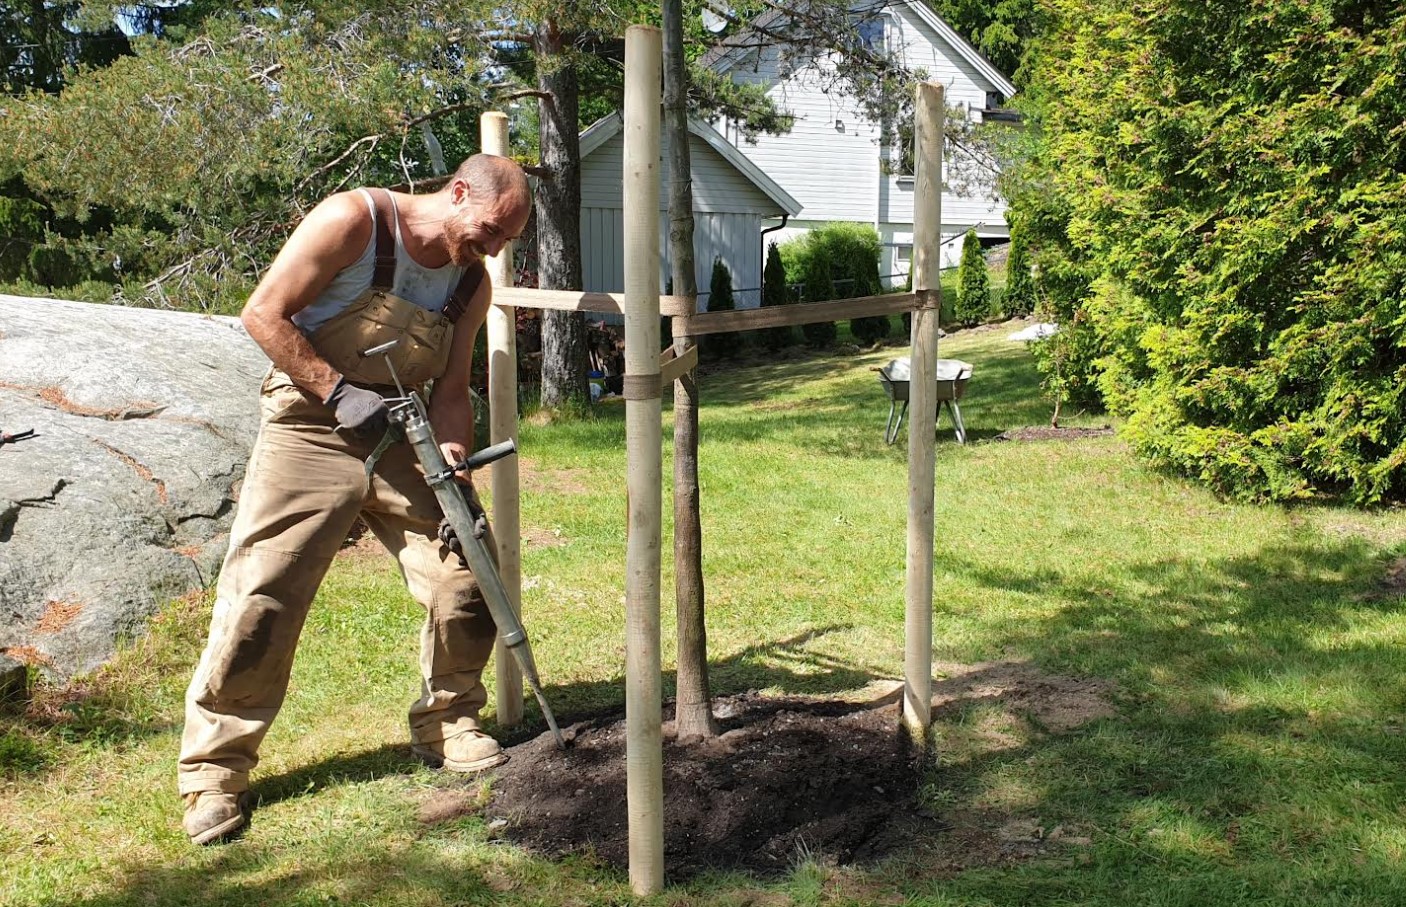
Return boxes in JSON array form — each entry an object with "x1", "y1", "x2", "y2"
[
  {"x1": 497, "y1": 89, "x2": 553, "y2": 102},
  {"x1": 297, "y1": 134, "x2": 382, "y2": 192},
  {"x1": 247, "y1": 64, "x2": 284, "y2": 83}
]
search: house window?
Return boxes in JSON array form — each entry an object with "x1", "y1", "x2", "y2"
[
  {"x1": 856, "y1": 16, "x2": 885, "y2": 53},
  {"x1": 895, "y1": 245, "x2": 913, "y2": 285}
]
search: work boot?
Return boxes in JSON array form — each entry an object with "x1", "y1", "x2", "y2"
[
  {"x1": 412, "y1": 729, "x2": 507, "y2": 773},
  {"x1": 183, "y1": 791, "x2": 248, "y2": 845}
]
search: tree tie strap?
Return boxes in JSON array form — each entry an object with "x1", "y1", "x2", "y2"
[{"x1": 623, "y1": 374, "x2": 661, "y2": 401}]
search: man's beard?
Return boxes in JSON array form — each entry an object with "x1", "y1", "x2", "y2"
[{"x1": 444, "y1": 218, "x2": 483, "y2": 267}]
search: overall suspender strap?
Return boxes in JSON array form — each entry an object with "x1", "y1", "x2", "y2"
[
  {"x1": 368, "y1": 186, "x2": 483, "y2": 323},
  {"x1": 370, "y1": 189, "x2": 397, "y2": 291},
  {"x1": 442, "y1": 261, "x2": 487, "y2": 325}
]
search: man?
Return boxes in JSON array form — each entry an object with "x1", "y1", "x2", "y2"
[{"x1": 179, "y1": 154, "x2": 533, "y2": 845}]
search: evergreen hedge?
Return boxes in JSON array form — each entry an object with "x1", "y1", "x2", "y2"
[
  {"x1": 1003, "y1": 220, "x2": 1036, "y2": 317},
  {"x1": 1015, "y1": 0, "x2": 1406, "y2": 503}
]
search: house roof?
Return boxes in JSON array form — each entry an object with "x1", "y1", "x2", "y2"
[
  {"x1": 578, "y1": 112, "x2": 803, "y2": 217},
  {"x1": 698, "y1": 0, "x2": 1017, "y2": 100}
]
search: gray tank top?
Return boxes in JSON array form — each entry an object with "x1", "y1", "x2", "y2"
[{"x1": 293, "y1": 189, "x2": 465, "y2": 335}]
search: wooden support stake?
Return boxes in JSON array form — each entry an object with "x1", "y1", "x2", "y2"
[
  {"x1": 482, "y1": 112, "x2": 524, "y2": 727},
  {"x1": 623, "y1": 24, "x2": 665, "y2": 897},
  {"x1": 905, "y1": 82, "x2": 944, "y2": 740}
]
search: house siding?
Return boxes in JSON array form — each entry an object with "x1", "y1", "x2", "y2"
[
  {"x1": 579, "y1": 129, "x2": 781, "y2": 310},
  {"x1": 712, "y1": 1, "x2": 1012, "y2": 283}
]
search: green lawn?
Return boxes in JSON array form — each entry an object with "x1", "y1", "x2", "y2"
[{"x1": 4, "y1": 322, "x2": 1405, "y2": 906}]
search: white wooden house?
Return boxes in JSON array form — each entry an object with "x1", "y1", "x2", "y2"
[
  {"x1": 578, "y1": 113, "x2": 801, "y2": 311},
  {"x1": 703, "y1": 0, "x2": 1017, "y2": 283}
]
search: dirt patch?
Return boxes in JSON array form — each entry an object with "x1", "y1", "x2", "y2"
[
  {"x1": 1381, "y1": 557, "x2": 1406, "y2": 596},
  {"x1": 501, "y1": 459, "x2": 592, "y2": 496},
  {"x1": 478, "y1": 694, "x2": 929, "y2": 878},
  {"x1": 522, "y1": 526, "x2": 568, "y2": 548},
  {"x1": 994, "y1": 426, "x2": 1114, "y2": 443},
  {"x1": 426, "y1": 662, "x2": 1116, "y2": 879},
  {"x1": 932, "y1": 660, "x2": 1117, "y2": 733},
  {"x1": 32, "y1": 601, "x2": 83, "y2": 635},
  {"x1": 1359, "y1": 556, "x2": 1406, "y2": 602}
]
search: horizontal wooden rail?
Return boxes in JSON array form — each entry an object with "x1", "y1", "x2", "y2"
[
  {"x1": 678, "y1": 292, "x2": 918, "y2": 336},
  {"x1": 494, "y1": 287, "x2": 694, "y2": 318}
]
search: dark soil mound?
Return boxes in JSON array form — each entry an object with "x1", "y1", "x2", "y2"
[{"x1": 483, "y1": 694, "x2": 934, "y2": 878}]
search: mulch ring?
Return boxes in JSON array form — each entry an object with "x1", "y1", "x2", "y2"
[
  {"x1": 481, "y1": 694, "x2": 931, "y2": 879},
  {"x1": 994, "y1": 426, "x2": 1115, "y2": 443}
]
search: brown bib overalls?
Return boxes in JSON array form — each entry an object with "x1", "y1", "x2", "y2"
[{"x1": 178, "y1": 191, "x2": 492, "y2": 797}]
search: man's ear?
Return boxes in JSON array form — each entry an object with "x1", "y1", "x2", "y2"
[{"x1": 451, "y1": 179, "x2": 472, "y2": 204}]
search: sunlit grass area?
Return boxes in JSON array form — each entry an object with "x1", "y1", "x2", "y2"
[{"x1": 4, "y1": 322, "x2": 1405, "y2": 906}]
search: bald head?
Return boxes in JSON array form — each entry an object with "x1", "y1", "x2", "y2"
[
  {"x1": 440, "y1": 154, "x2": 532, "y2": 266},
  {"x1": 450, "y1": 154, "x2": 531, "y2": 210}
]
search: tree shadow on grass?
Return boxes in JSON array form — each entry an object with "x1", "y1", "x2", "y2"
[
  {"x1": 889, "y1": 537, "x2": 1406, "y2": 904},
  {"x1": 21, "y1": 835, "x2": 569, "y2": 907}
]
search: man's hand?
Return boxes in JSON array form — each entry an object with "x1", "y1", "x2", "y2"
[
  {"x1": 439, "y1": 441, "x2": 476, "y2": 485},
  {"x1": 323, "y1": 378, "x2": 389, "y2": 437}
]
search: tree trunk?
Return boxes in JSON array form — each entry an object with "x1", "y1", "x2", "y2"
[
  {"x1": 535, "y1": 22, "x2": 588, "y2": 408},
  {"x1": 664, "y1": 0, "x2": 717, "y2": 739}
]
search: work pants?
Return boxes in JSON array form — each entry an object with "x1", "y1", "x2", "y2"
[{"x1": 178, "y1": 370, "x2": 496, "y2": 795}]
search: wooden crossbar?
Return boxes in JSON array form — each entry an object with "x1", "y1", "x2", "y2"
[
  {"x1": 494, "y1": 287, "x2": 694, "y2": 318},
  {"x1": 658, "y1": 343, "x2": 699, "y2": 385},
  {"x1": 679, "y1": 292, "x2": 918, "y2": 336}
]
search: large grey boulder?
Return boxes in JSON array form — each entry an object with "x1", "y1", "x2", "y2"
[
  {"x1": 0, "y1": 652, "x2": 27, "y2": 705},
  {"x1": 0, "y1": 295, "x2": 268, "y2": 679}
]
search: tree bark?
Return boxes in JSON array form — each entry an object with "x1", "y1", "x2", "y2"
[
  {"x1": 664, "y1": 0, "x2": 717, "y2": 739},
  {"x1": 535, "y1": 21, "x2": 589, "y2": 408}
]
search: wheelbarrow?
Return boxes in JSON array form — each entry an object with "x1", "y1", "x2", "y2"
[{"x1": 878, "y1": 357, "x2": 972, "y2": 445}]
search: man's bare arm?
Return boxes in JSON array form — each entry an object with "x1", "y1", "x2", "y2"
[
  {"x1": 240, "y1": 193, "x2": 371, "y2": 401},
  {"x1": 429, "y1": 272, "x2": 493, "y2": 464}
]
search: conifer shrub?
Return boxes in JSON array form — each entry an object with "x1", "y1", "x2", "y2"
[
  {"x1": 778, "y1": 223, "x2": 886, "y2": 349},
  {"x1": 1003, "y1": 220, "x2": 1036, "y2": 317},
  {"x1": 955, "y1": 230, "x2": 990, "y2": 326},
  {"x1": 703, "y1": 257, "x2": 742, "y2": 359},
  {"x1": 1016, "y1": 1, "x2": 1406, "y2": 503},
  {"x1": 759, "y1": 242, "x2": 795, "y2": 351}
]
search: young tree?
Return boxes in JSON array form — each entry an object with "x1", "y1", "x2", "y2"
[
  {"x1": 956, "y1": 230, "x2": 990, "y2": 326},
  {"x1": 665, "y1": 0, "x2": 716, "y2": 740}
]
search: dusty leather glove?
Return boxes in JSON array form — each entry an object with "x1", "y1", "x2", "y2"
[
  {"x1": 438, "y1": 517, "x2": 469, "y2": 567},
  {"x1": 322, "y1": 377, "x2": 389, "y2": 438}
]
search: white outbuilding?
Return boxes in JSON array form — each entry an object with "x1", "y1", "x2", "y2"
[{"x1": 578, "y1": 113, "x2": 802, "y2": 311}]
